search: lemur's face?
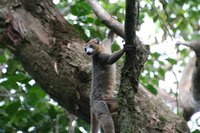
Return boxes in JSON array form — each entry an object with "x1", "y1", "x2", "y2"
[{"x1": 84, "y1": 38, "x2": 101, "y2": 55}]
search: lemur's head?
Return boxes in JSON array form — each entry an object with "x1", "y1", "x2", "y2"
[
  {"x1": 176, "y1": 41, "x2": 200, "y2": 57},
  {"x1": 84, "y1": 38, "x2": 102, "y2": 55}
]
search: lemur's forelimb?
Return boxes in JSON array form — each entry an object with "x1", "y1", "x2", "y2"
[{"x1": 98, "y1": 49, "x2": 125, "y2": 64}]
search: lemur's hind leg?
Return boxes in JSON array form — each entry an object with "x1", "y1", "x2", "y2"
[{"x1": 91, "y1": 100, "x2": 115, "y2": 133}]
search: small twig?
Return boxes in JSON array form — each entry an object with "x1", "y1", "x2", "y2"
[
  {"x1": 55, "y1": 115, "x2": 59, "y2": 133},
  {"x1": 172, "y1": 70, "x2": 179, "y2": 114},
  {"x1": 159, "y1": 0, "x2": 174, "y2": 31},
  {"x1": 0, "y1": 87, "x2": 11, "y2": 96},
  {"x1": 146, "y1": 0, "x2": 173, "y2": 40},
  {"x1": 67, "y1": 112, "x2": 77, "y2": 133}
]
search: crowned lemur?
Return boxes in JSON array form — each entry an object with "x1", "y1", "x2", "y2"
[
  {"x1": 176, "y1": 40, "x2": 200, "y2": 120},
  {"x1": 84, "y1": 31, "x2": 125, "y2": 133}
]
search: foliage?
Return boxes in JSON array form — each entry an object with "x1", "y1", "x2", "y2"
[
  {"x1": 192, "y1": 130, "x2": 200, "y2": 133},
  {"x1": 0, "y1": 0, "x2": 199, "y2": 132},
  {"x1": 0, "y1": 50, "x2": 89, "y2": 132},
  {"x1": 140, "y1": 0, "x2": 200, "y2": 40}
]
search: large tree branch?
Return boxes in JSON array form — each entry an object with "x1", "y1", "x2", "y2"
[
  {"x1": 86, "y1": 0, "x2": 124, "y2": 38},
  {"x1": 157, "y1": 88, "x2": 177, "y2": 107},
  {"x1": 0, "y1": 0, "x2": 90, "y2": 122},
  {"x1": 86, "y1": 0, "x2": 144, "y2": 48}
]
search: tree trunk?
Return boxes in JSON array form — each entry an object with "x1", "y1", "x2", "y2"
[
  {"x1": 0, "y1": 0, "x2": 90, "y2": 122},
  {"x1": 0, "y1": 0, "x2": 189, "y2": 132},
  {"x1": 118, "y1": 0, "x2": 139, "y2": 132}
]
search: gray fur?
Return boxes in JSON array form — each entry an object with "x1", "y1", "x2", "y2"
[
  {"x1": 176, "y1": 40, "x2": 200, "y2": 120},
  {"x1": 85, "y1": 32, "x2": 124, "y2": 133}
]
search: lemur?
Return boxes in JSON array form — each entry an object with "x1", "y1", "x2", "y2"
[
  {"x1": 176, "y1": 40, "x2": 200, "y2": 120},
  {"x1": 84, "y1": 31, "x2": 125, "y2": 133}
]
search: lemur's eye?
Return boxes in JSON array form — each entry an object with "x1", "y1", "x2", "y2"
[{"x1": 90, "y1": 45, "x2": 94, "y2": 48}]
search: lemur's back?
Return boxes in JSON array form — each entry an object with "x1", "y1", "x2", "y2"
[{"x1": 91, "y1": 54, "x2": 116, "y2": 101}]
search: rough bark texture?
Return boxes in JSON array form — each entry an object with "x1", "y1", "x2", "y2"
[
  {"x1": 134, "y1": 85, "x2": 189, "y2": 133},
  {"x1": 0, "y1": 0, "x2": 189, "y2": 132},
  {"x1": 118, "y1": 0, "x2": 139, "y2": 132},
  {"x1": 0, "y1": 0, "x2": 90, "y2": 122}
]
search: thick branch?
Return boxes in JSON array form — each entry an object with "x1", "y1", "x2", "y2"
[
  {"x1": 86, "y1": 0, "x2": 124, "y2": 38},
  {"x1": 0, "y1": 0, "x2": 90, "y2": 122},
  {"x1": 157, "y1": 88, "x2": 176, "y2": 107},
  {"x1": 124, "y1": 0, "x2": 137, "y2": 68}
]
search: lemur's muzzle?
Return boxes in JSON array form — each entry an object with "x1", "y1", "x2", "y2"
[{"x1": 85, "y1": 47, "x2": 93, "y2": 55}]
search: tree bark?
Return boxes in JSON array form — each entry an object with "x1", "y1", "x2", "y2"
[
  {"x1": 118, "y1": 0, "x2": 138, "y2": 132},
  {"x1": 0, "y1": 0, "x2": 90, "y2": 122},
  {"x1": 0, "y1": 0, "x2": 189, "y2": 132}
]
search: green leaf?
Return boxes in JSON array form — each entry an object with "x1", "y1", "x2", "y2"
[
  {"x1": 5, "y1": 101, "x2": 21, "y2": 116},
  {"x1": 0, "y1": 79, "x2": 18, "y2": 90},
  {"x1": 32, "y1": 113, "x2": 45, "y2": 122},
  {"x1": 166, "y1": 58, "x2": 177, "y2": 65},
  {"x1": 112, "y1": 43, "x2": 120, "y2": 52},
  {"x1": 12, "y1": 109, "x2": 30, "y2": 127},
  {"x1": 7, "y1": 60, "x2": 21, "y2": 75},
  {"x1": 26, "y1": 91, "x2": 39, "y2": 106},
  {"x1": 0, "y1": 54, "x2": 6, "y2": 63},
  {"x1": 15, "y1": 109, "x2": 28, "y2": 118},
  {"x1": 146, "y1": 60, "x2": 153, "y2": 65},
  {"x1": 158, "y1": 68, "x2": 165, "y2": 78},
  {"x1": 152, "y1": 52, "x2": 160, "y2": 59},
  {"x1": 29, "y1": 85, "x2": 46, "y2": 99},
  {"x1": 48, "y1": 106, "x2": 57, "y2": 119},
  {"x1": 71, "y1": 1, "x2": 91, "y2": 16},
  {"x1": 192, "y1": 130, "x2": 200, "y2": 133},
  {"x1": 146, "y1": 84, "x2": 157, "y2": 95},
  {"x1": 152, "y1": 79, "x2": 158, "y2": 85}
]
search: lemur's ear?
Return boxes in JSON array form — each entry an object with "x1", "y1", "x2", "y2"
[{"x1": 96, "y1": 38, "x2": 101, "y2": 44}]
